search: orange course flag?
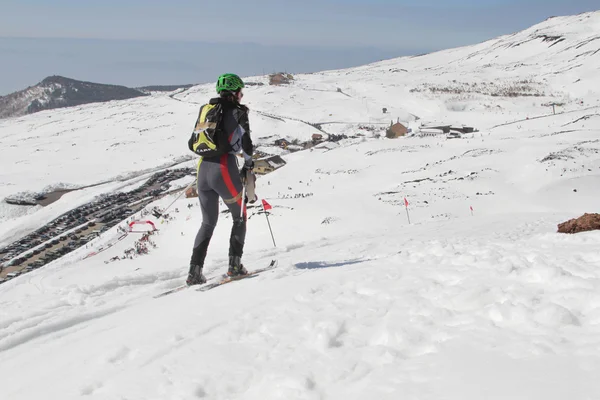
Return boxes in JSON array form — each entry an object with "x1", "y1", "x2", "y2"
[{"x1": 262, "y1": 199, "x2": 272, "y2": 211}]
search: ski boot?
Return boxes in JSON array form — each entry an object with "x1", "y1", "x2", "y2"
[
  {"x1": 186, "y1": 263, "x2": 207, "y2": 286},
  {"x1": 227, "y1": 256, "x2": 248, "y2": 277}
]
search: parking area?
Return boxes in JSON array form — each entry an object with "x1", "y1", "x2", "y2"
[{"x1": 0, "y1": 167, "x2": 194, "y2": 283}]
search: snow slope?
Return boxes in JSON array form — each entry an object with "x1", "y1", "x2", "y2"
[
  {"x1": 1, "y1": 11, "x2": 600, "y2": 400},
  {"x1": 2, "y1": 11, "x2": 599, "y2": 233},
  {"x1": 0, "y1": 75, "x2": 148, "y2": 119}
]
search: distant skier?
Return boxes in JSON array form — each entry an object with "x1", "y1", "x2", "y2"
[{"x1": 186, "y1": 73, "x2": 254, "y2": 285}]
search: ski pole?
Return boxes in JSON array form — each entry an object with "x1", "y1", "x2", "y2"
[
  {"x1": 153, "y1": 180, "x2": 195, "y2": 219},
  {"x1": 240, "y1": 184, "x2": 246, "y2": 219},
  {"x1": 264, "y1": 210, "x2": 276, "y2": 247},
  {"x1": 260, "y1": 199, "x2": 276, "y2": 247}
]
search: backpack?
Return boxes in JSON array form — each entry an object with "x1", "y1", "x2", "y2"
[{"x1": 188, "y1": 98, "x2": 231, "y2": 158}]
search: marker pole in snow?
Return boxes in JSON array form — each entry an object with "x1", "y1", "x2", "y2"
[
  {"x1": 262, "y1": 199, "x2": 276, "y2": 247},
  {"x1": 404, "y1": 197, "x2": 411, "y2": 225},
  {"x1": 470, "y1": 205, "x2": 474, "y2": 216}
]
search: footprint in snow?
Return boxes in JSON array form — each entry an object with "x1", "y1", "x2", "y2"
[{"x1": 80, "y1": 381, "x2": 103, "y2": 396}]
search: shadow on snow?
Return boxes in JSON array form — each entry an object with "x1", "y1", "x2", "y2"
[{"x1": 294, "y1": 259, "x2": 370, "y2": 270}]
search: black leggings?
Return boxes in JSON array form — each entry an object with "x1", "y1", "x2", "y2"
[{"x1": 190, "y1": 154, "x2": 246, "y2": 266}]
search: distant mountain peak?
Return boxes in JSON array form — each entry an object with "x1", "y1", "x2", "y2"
[
  {"x1": 40, "y1": 75, "x2": 72, "y2": 85},
  {"x1": 0, "y1": 76, "x2": 148, "y2": 119}
]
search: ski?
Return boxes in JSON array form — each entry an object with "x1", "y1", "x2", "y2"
[
  {"x1": 197, "y1": 259, "x2": 278, "y2": 292},
  {"x1": 153, "y1": 260, "x2": 277, "y2": 298},
  {"x1": 154, "y1": 284, "x2": 188, "y2": 298},
  {"x1": 153, "y1": 272, "x2": 225, "y2": 299}
]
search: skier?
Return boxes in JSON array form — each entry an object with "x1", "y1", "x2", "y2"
[{"x1": 186, "y1": 73, "x2": 254, "y2": 286}]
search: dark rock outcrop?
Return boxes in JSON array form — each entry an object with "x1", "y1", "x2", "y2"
[{"x1": 557, "y1": 213, "x2": 600, "y2": 234}]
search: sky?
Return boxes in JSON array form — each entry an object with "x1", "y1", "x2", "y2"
[{"x1": 0, "y1": 0, "x2": 598, "y2": 95}]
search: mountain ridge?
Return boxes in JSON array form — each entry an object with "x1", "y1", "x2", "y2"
[{"x1": 0, "y1": 75, "x2": 148, "y2": 119}]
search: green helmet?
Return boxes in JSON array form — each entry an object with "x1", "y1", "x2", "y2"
[{"x1": 216, "y1": 73, "x2": 245, "y2": 93}]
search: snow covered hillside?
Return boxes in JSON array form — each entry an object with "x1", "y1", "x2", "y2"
[
  {"x1": 0, "y1": 75, "x2": 148, "y2": 119},
  {"x1": 1, "y1": 11, "x2": 600, "y2": 400}
]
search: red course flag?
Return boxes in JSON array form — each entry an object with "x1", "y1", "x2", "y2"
[
  {"x1": 262, "y1": 199, "x2": 272, "y2": 211},
  {"x1": 404, "y1": 197, "x2": 409, "y2": 207},
  {"x1": 470, "y1": 206, "x2": 473, "y2": 211}
]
